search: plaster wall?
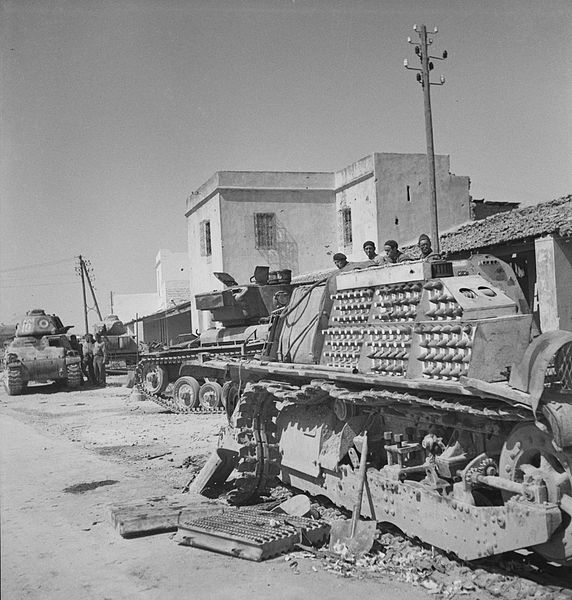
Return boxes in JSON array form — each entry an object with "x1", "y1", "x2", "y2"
[
  {"x1": 187, "y1": 194, "x2": 224, "y2": 332},
  {"x1": 335, "y1": 155, "x2": 376, "y2": 260},
  {"x1": 155, "y1": 250, "x2": 190, "y2": 309},
  {"x1": 219, "y1": 189, "x2": 336, "y2": 285},
  {"x1": 374, "y1": 153, "x2": 471, "y2": 248},
  {"x1": 186, "y1": 172, "x2": 335, "y2": 332},
  {"x1": 535, "y1": 235, "x2": 572, "y2": 332}
]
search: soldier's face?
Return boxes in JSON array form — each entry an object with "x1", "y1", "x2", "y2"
[
  {"x1": 420, "y1": 240, "x2": 431, "y2": 255},
  {"x1": 364, "y1": 245, "x2": 376, "y2": 259},
  {"x1": 384, "y1": 245, "x2": 397, "y2": 259}
]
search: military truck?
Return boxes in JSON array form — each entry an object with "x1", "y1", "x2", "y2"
[{"x1": 3, "y1": 309, "x2": 82, "y2": 395}]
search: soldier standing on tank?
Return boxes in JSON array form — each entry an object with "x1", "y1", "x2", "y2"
[
  {"x1": 363, "y1": 241, "x2": 382, "y2": 265},
  {"x1": 93, "y1": 333, "x2": 108, "y2": 386},
  {"x1": 418, "y1": 233, "x2": 441, "y2": 261},
  {"x1": 382, "y1": 240, "x2": 406, "y2": 264},
  {"x1": 333, "y1": 253, "x2": 349, "y2": 269},
  {"x1": 82, "y1": 333, "x2": 96, "y2": 385}
]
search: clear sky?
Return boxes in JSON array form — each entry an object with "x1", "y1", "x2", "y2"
[{"x1": 1, "y1": 0, "x2": 571, "y2": 332}]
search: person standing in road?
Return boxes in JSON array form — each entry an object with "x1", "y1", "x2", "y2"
[
  {"x1": 82, "y1": 333, "x2": 95, "y2": 385},
  {"x1": 93, "y1": 333, "x2": 108, "y2": 386}
]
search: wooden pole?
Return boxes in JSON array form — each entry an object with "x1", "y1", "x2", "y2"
[
  {"x1": 420, "y1": 25, "x2": 440, "y2": 253},
  {"x1": 79, "y1": 255, "x2": 89, "y2": 335}
]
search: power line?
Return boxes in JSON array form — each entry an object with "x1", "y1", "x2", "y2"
[
  {"x1": 1, "y1": 281, "x2": 79, "y2": 289},
  {"x1": 0, "y1": 257, "x2": 74, "y2": 274}
]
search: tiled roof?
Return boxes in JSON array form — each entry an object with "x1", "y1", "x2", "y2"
[{"x1": 440, "y1": 195, "x2": 572, "y2": 253}]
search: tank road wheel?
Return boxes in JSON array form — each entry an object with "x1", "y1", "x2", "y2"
[
  {"x1": 66, "y1": 363, "x2": 82, "y2": 389},
  {"x1": 172, "y1": 376, "x2": 200, "y2": 410},
  {"x1": 221, "y1": 382, "x2": 240, "y2": 420},
  {"x1": 4, "y1": 367, "x2": 24, "y2": 396},
  {"x1": 199, "y1": 381, "x2": 223, "y2": 410},
  {"x1": 500, "y1": 423, "x2": 572, "y2": 564},
  {"x1": 142, "y1": 364, "x2": 168, "y2": 395}
]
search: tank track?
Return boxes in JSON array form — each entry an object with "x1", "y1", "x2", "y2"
[
  {"x1": 260, "y1": 378, "x2": 533, "y2": 421},
  {"x1": 135, "y1": 356, "x2": 225, "y2": 414},
  {"x1": 4, "y1": 365, "x2": 24, "y2": 396},
  {"x1": 135, "y1": 383, "x2": 225, "y2": 414},
  {"x1": 66, "y1": 363, "x2": 82, "y2": 389},
  {"x1": 226, "y1": 378, "x2": 535, "y2": 505},
  {"x1": 228, "y1": 382, "x2": 280, "y2": 505}
]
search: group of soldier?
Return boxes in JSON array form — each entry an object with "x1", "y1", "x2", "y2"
[
  {"x1": 332, "y1": 233, "x2": 439, "y2": 270},
  {"x1": 68, "y1": 332, "x2": 108, "y2": 386}
]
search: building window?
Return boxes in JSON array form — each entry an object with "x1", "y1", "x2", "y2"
[
  {"x1": 341, "y1": 207, "x2": 352, "y2": 246},
  {"x1": 254, "y1": 213, "x2": 276, "y2": 249},
  {"x1": 200, "y1": 220, "x2": 211, "y2": 256}
]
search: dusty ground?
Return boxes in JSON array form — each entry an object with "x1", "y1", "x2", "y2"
[{"x1": 1, "y1": 378, "x2": 571, "y2": 600}]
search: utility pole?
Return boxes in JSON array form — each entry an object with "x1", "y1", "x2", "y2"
[
  {"x1": 404, "y1": 25, "x2": 448, "y2": 253},
  {"x1": 75, "y1": 255, "x2": 103, "y2": 333},
  {"x1": 82, "y1": 261, "x2": 102, "y2": 321},
  {"x1": 76, "y1": 255, "x2": 89, "y2": 335}
]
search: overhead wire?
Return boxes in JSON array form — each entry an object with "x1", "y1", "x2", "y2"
[{"x1": 0, "y1": 257, "x2": 74, "y2": 274}]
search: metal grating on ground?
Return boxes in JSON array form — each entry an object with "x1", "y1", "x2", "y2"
[{"x1": 177, "y1": 509, "x2": 329, "y2": 561}]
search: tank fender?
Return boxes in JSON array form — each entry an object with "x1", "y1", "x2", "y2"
[
  {"x1": 542, "y1": 400, "x2": 572, "y2": 448},
  {"x1": 509, "y1": 331, "x2": 572, "y2": 413}
]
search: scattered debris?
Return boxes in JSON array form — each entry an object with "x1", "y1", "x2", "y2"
[
  {"x1": 63, "y1": 479, "x2": 118, "y2": 494},
  {"x1": 185, "y1": 447, "x2": 238, "y2": 495},
  {"x1": 109, "y1": 493, "x2": 227, "y2": 538},
  {"x1": 270, "y1": 495, "x2": 312, "y2": 517},
  {"x1": 146, "y1": 451, "x2": 172, "y2": 460}
]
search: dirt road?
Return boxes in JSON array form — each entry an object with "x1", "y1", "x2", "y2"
[{"x1": 1, "y1": 380, "x2": 429, "y2": 600}]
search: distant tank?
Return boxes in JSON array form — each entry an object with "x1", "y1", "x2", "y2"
[
  {"x1": 93, "y1": 315, "x2": 138, "y2": 372},
  {"x1": 3, "y1": 309, "x2": 82, "y2": 395}
]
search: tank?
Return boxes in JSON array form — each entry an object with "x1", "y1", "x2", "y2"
[
  {"x1": 138, "y1": 255, "x2": 572, "y2": 565},
  {"x1": 3, "y1": 309, "x2": 82, "y2": 395},
  {"x1": 135, "y1": 266, "x2": 292, "y2": 412},
  {"x1": 93, "y1": 315, "x2": 138, "y2": 371}
]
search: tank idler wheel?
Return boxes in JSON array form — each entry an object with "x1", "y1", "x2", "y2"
[
  {"x1": 221, "y1": 382, "x2": 240, "y2": 420},
  {"x1": 66, "y1": 363, "x2": 82, "y2": 389},
  {"x1": 172, "y1": 376, "x2": 200, "y2": 409},
  {"x1": 143, "y1": 364, "x2": 168, "y2": 395},
  {"x1": 199, "y1": 381, "x2": 223, "y2": 410}
]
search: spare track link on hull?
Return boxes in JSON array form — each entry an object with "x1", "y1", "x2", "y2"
[
  {"x1": 228, "y1": 382, "x2": 280, "y2": 505},
  {"x1": 135, "y1": 357, "x2": 225, "y2": 415},
  {"x1": 259, "y1": 378, "x2": 534, "y2": 421}
]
